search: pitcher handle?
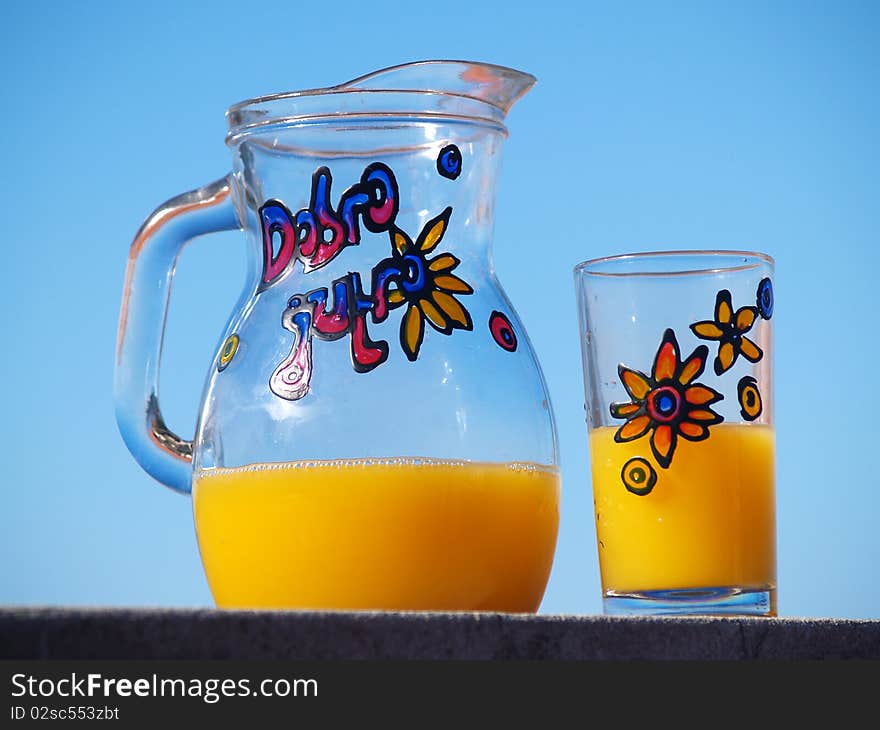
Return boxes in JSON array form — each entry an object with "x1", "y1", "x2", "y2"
[{"x1": 114, "y1": 175, "x2": 240, "y2": 494}]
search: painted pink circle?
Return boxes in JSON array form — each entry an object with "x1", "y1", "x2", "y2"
[
  {"x1": 489, "y1": 311, "x2": 517, "y2": 352},
  {"x1": 646, "y1": 385, "x2": 682, "y2": 423}
]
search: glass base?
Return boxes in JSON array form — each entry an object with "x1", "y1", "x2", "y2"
[{"x1": 603, "y1": 586, "x2": 777, "y2": 617}]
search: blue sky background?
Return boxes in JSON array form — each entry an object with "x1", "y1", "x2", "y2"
[{"x1": 1, "y1": 1, "x2": 877, "y2": 617}]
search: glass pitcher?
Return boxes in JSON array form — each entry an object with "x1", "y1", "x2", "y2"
[{"x1": 115, "y1": 61, "x2": 560, "y2": 612}]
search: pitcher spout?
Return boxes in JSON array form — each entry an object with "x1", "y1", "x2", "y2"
[
  {"x1": 227, "y1": 60, "x2": 534, "y2": 145},
  {"x1": 339, "y1": 60, "x2": 536, "y2": 116}
]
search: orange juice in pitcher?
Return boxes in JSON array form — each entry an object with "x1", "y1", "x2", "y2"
[{"x1": 194, "y1": 459, "x2": 560, "y2": 611}]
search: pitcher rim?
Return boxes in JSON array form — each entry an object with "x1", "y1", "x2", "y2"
[
  {"x1": 227, "y1": 59, "x2": 537, "y2": 114},
  {"x1": 225, "y1": 60, "x2": 535, "y2": 144}
]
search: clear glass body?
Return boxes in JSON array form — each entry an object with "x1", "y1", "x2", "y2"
[
  {"x1": 115, "y1": 62, "x2": 560, "y2": 611},
  {"x1": 574, "y1": 251, "x2": 776, "y2": 616},
  {"x1": 201, "y1": 120, "x2": 556, "y2": 470}
]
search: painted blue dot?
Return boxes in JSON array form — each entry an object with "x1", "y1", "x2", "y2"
[
  {"x1": 658, "y1": 394, "x2": 674, "y2": 413},
  {"x1": 437, "y1": 144, "x2": 462, "y2": 180},
  {"x1": 757, "y1": 278, "x2": 774, "y2": 319}
]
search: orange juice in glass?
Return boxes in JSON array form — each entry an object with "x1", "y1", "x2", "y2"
[{"x1": 575, "y1": 251, "x2": 776, "y2": 615}]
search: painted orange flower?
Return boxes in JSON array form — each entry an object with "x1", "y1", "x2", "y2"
[
  {"x1": 690, "y1": 289, "x2": 763, "y2": 375},
  {"x1": 371, "y1": 207, "x2": 474, "y2": 361},
  {"x1": 611, "y1": 328, "x2": 723, "y2": 468}
]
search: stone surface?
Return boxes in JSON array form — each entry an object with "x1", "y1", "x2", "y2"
[{"x1": 1, "y1": 608, "x2": 878, "y2": 660}]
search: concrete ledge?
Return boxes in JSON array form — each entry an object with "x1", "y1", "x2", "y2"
[{"x1": 1, "y1": 608, "x2": 878, "y2": 660}]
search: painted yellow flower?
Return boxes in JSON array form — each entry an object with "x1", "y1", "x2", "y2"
[
  {"x1": 371, "y1": 207, "x2": 474, "y2": 361},
  {"x1": 690, "y1": 289, "x2": 763, "y2": 375}
]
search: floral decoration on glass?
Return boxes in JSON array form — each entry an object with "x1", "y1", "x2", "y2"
[
  {"x1": 372, "y1": 208, "x2": 474, "y2": 361},
  {"x1": 610, "y1": 278, "x2": 773, "y2": 496},
  {"x1": 610, "y1": 328, "x2": 724, "y2": 470},
  {"x1": 690, "y1": 289, "x2": 763, "y2": 375}
]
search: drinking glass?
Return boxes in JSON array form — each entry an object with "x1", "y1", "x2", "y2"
[{"x1": 575, "y1": 251, "x2": 776, "y2": 616}]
